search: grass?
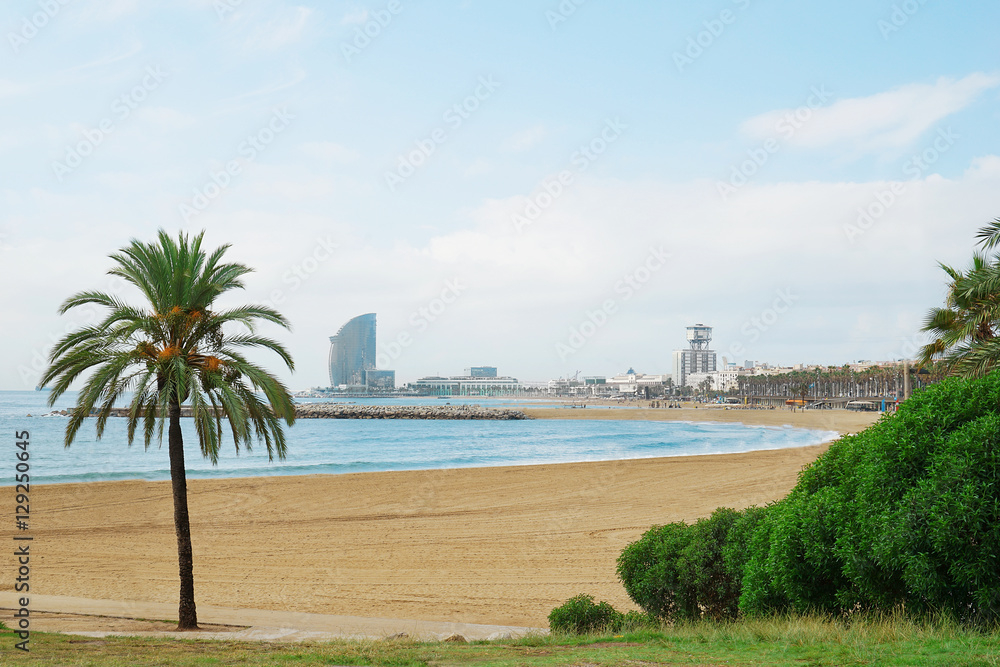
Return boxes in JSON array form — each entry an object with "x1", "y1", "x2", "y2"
[{"x1": 3, "y1": 613, "x2": 999, "y2": 666}]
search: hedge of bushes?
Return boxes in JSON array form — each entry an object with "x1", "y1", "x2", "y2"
[{"x1": 552, "y1": 373, "x2": 1000, "y2": 632}]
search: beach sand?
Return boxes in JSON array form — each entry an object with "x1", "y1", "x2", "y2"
[{"x1": 20, "y1": 408, "x2": 879, "y2": 628}]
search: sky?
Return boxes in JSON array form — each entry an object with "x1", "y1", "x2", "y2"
[{"x1": 1, "y1": 0, "x2": 998, "y2": 391}]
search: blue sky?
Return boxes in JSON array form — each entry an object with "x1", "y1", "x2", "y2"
[{"x1": 1, "y1": 0, "x2": 998, "y2": 390}]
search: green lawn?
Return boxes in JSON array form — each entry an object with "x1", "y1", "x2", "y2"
[{"x1": 4, "y1": 615, "x2": 999, "y2": 666}]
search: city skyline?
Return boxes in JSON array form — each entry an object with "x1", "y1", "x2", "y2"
[
  {"x1": 319, "y1": 315, "x2": 927, "y2": 390},
  {"x1": 1, "y1": 2, "x2": 998, "y2": 390}
]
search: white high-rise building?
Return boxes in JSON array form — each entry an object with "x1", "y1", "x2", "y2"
[{"x1": 672, "y1": 324, "x2": 717, "y2": 388}]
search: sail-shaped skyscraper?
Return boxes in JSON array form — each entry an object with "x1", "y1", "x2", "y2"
[{"x1": 328, "y1": 313, "x2": 377, "y2": 388}]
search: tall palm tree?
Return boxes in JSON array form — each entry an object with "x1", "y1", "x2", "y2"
[{"x1": 40, "y1": 230, "x2": 296, "y2": 629}]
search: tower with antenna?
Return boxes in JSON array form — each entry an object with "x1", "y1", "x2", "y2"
[{"x1": 672, "y1": 323, "x2": 718, "y2": 388}]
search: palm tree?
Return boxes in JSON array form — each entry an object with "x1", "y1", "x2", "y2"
[
  {"x1": 917, "y1": 251, "x2": 1000, "y2": 377},
  {"x1": 40, "y1": 230, "x2": 296, "y2": 629}
]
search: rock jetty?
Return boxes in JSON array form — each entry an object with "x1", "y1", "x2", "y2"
[
  {"x1": 87, "y1": 404, "x2": 530, "y2": 420},
  {"x1": 295, "y1": 403, "x2": 529, "y2": 420}
]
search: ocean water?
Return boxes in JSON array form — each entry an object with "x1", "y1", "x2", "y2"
[{"x1": 1, "y1": 391, "x2": 838, "y2": 486}]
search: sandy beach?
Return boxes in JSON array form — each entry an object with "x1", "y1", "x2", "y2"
[{"x1": 18, "y1": 407, "x2": 878, "y2": 629}]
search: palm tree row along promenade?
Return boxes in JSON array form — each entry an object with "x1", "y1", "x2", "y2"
[{"x1": 734, "y1": 363, "x2": 947, "y2": 406}]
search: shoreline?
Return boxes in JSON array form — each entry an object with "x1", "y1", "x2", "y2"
[{"x1": 16, "y1": 406, "x2": 872, "y2": 488}]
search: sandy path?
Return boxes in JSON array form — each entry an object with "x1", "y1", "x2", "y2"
[{"x1": 10, "y1": 409, "x2": 879, "y2": 628}]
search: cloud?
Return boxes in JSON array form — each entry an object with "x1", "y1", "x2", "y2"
[
  {"x1": 741, "y1": 73, "x2": 1000, "y2": 153},
  {"x1": 299, "y1": 141, "x2": 360, "y2": 163},
  {"x1": 502, "y1": 124, "x2": 547, "y2": 153},
  {"x1": 134, "y1": 107, "x2": 198, "y2": 131},
  {"x1": 62, "y1": 39, "x2": 144, "y2": 74},
  {"x1": 340, "y1": 8, "x2": 369, "y2": 25},
  {"x1": 77, "y1": 0, "x2": 140, "y2": 22},
  {"x1": 245, "y1": 6, "x2": 313, "y2": 51},
  {"x1": 210, "y1": 69, "x2": 307, "y2": 115},
  {"x1": 0, "y1": 80, "x2": 31, "y2": 99},
  {"x1": 463, "y1": 158, "x2": 491, "y2": 178}
]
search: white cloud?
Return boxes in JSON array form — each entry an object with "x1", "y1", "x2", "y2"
[
  {"x1": 62, "y1": 40, "x2": 144, "y2": 74},
  {"x1": 210, "y1": 70, "x2": 307, "y2": 115},
  {"x1": 77, "y1": 0, "x2": 140, "y2": 22},
  {"x1": 245, "y1": 6, "x2": 313, "y2": 51},
  {"x1": 134, "y1": 107, "x2": 198, "y2": 131},
  {"x1": 463, "y1": 158, "x2": 491, "y2": 178},
  {"x1": 741, "y1": 73, "x2": 1000, "y2": 153},
  {"x1": 502, "y1": 124, "x2": 547, "y2": 153},
  {"x1": 340, "y1": 8, "x2": 369, "y2": 25},
  {"x1": 0, "y1": 80, "x2": 30, "y2": 99},
  {"x1": 965, "y1": 155, "x2": 1000, "y2": 180},
  {"x1": 299, "y1": 141, "x2": 360, "y2": 163}
]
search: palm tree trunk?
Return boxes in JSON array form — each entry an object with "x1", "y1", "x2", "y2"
[{"x1": 168, "y1": 399, "x2": 199, "y2": 629}]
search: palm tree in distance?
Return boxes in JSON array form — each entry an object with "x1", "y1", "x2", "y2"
[{"x1": 40, "y1": 230, "x2": 296, "y2": 629}]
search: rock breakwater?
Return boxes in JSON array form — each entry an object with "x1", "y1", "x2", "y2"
[
  {"x1": 295, "y1": 403, "x2": 530, "y2": 420},
  {"x1": 83, "y1": 404, "x2": 530, "y2": 420}
]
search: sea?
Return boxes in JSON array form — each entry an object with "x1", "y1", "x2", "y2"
[{"x1": 1, "y1": 391, "x2": 838, "y2": 486}]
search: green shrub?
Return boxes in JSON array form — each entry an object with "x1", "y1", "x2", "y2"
[
  {"x1": 720, "y1": 505, "x2": 771, "y2": 610},
  {"x1": 548, "y1": 594, "x2": 620, "y2": 634},
  {"x1": 680, "y1": 508, "x2": 744, "y2": 620},
  {"x1": 617, "y1": 522, "x2": 696, "y2": 620},
  {"x1": 548, "y1": 596, "x2": 657, "y2": 634},
  {"x1": 617, "y1": 507, "x2": 765, "y2": 621},
  {"x1": 739, "y1": 373, "x2": 1000, "y2": 623}
]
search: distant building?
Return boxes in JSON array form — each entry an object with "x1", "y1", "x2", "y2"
[
  {"x1": 463, "y1": 366, "x2": 498, "y2": 378},
  {"x1": 363, "y1": 369, "x2": 396, "y2": 391},
  {"x1": 606, "y1": 368, "x2": 670, "y2": 395},
  {"x1": 715, "y1": 368, "x2": 741, "y2": 392},
  {"x1": 328, "y1": 313, "x2": 394, "y2": 390},
  {"x1": 605, "y1": 369, "x2": 639, "y2": 394},
  {"x1": 672, "y1": 324, "x2": 718, "y2": 388},
  {"x1": 411, "y1": 370, "x2": 520, "y2": 396},
  {"x1": 329, "y1": 313, "x2": 376, "y2": 388}
]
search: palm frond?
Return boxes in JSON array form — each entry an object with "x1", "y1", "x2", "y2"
[{"x1": 975, "y1": 217, "x2": 1000, "y2": 251}]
